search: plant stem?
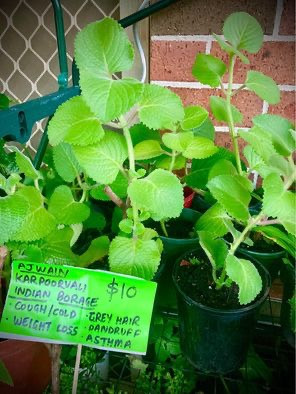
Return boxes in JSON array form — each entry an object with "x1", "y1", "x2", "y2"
[
  {"x1": 120, "y1": 115, "x2": 135, "y2": 173},
  {"x1": 192, "y1": 187, "x2": 206, "y2": 196},
  {"x1": 225, "y1": 54, "x2": 243, "y2": 175},
  {"x1": 50, "y1": 344, "x2": 62, "y2": 394},
  {"x1": 72, "y1": 344, "x2": 82, "y2": 394},
  {"x1": 160, "y1": 220, "x2": 169, "y2": 237},
  {"x1": 258, "y1": 219, "x2": 280, "y2": 226},
  {"x1": 103, "y1": 185, "x2": 124, "y2": 208},
  {"x1": 231, "y1": 84, "x2": 246, "y2": 97},
  {"x1": 169, "y1": 150, "x2": 176, "y2": 172}
]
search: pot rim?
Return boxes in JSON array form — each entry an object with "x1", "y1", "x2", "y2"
[{"x1": 172, "y1": 247, "x2": 271, "y2": 316}]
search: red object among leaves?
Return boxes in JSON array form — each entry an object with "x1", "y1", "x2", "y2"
[{"x1": 184, "y1": 187, "x2": 195, "y2": 208}]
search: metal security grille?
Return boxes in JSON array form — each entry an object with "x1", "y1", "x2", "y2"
[{"x1": 0, "y1": 0, "x2": 119, "y2": 153}]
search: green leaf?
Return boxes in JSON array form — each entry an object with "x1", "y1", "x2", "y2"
[
  {"x1": 226, "y1": 255, "x2": 262, "y2": 304},
  {"x1": 42, "y1": 227, "x2": 79, "y2": 265},
  {"x1": 155, "y1": 155, "x2": 186, "y2": 170},
  {"x1": 53, "y1": 143, "x2": 82, "y2": 182},
  {"x1": 223, "y1": 12, "x2": 263, "y2": 53},
  {"x1": 253, "y1": 226, "x2": 295, "y2": 258},
  {"x1": 181, "y1": 105, "x2": 209, "y2": 130},
  {"x1": 75, "y1": 18, "x2": 134, "y2": 79},
  {"x1": 245, "y1": 71, "x2": 280, "y2": 104},
  {"x1": 70, "y1": 223, "x2": 83, "y2": 247},
  {"x1": 207, "y1": 174, "x2": 253, "y2": 221},
  {"x1": 119, "y1": 218, "x2": 133, "y2": 234},
  {"x1": 195, "y1": 203, "x2": 232, "y2": 238},
  {"x1": 210, "y1": 96, "x2": 243, "y2": 124},
  {"x1": 79, "y1": 74, "x2": 143, "y2": 122},
  {"x1": 198, "y1": 231, "x2": 228, "y2": 270},
  {"x1": 0, "y1": 93, "x2": 10, "y2": 110},
  {"x1": 138, "y1": 84, "x2": 184, "y2": 130},
  {"x1": 78, "y1": 236, "x2": 110, "y2": 267},
  {"x1": 243, "y1": 145, "x2": 273, "y2": 178},
  {"x1": 162, "y1": 131, "x2": 193, "y2": 152},
  {"x1": 10, "y1": 146, "x2": 40, "y2": 181},
  {"x1": 83, "y1": 205, "x2": 106, "y2": 231},
  {"x1": 91, "y1": 171, "x2": 128, "y2": 201},
  {"x1": 0, "y1": 192, "x2": 28, "y2": 244},
  {"x1": 48, "y1": 185, "x2": 90, "y2": 225},
  {"x1": 109, "y1": 236, "x2": 161, "y2": 280},
  {"x1": 48, "y1": 96, "x2": 105, "y2": 146},
  {"x1": 185, "y1": 147, "x2": 237, "y2": 189},
  {"x1": 262, "y1": 174, "x2": 296, "y2": 235},
  {"x1": 13, "y1": 186, "x2": 56, "y2": 242},
  {"x1": 192, "y1": 54, "x2": 227, "y2": 87},
  {"x1": 208, "y1": 159, "x2": 238, "y2": 180},
  {"x1": 0, "y1": 360, "x2": 13, "y2": 386},
  {"x1": 134, "y1": 140, "x2": 164, "y2": 160},
  {"x1": 128, "y1": 169, "x2": 183, "y2": 221},
  {"x1": 73, "y1": 131, "x2": 128, "y2": 184},
  {"x1": 183, "y1": 136, "x2": 218, "y2": 159},
  {"x1": 130, "y1": 123, "x2": 161, "y2": 146},
  {"x1": 213, "y1": 34, "x2": 250, "y2": 64},
  {"x1": 253, "y1": 114, "x2": 294, "y2": 156},
  {"x1": 192, "y1": 117, "x2": 215, "y2": 141}
]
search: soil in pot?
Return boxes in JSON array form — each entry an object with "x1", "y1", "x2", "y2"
[{"x1": 173, "y1": 249, "x2": 270, "y2": 375}]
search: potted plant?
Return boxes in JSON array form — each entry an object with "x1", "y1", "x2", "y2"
[{"x1": 173, "y1": 11, "x2": 295, "y2": 374}]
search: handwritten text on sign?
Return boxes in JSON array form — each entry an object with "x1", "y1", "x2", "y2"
[{"x1": 0, "y1": 261, "x2": 157, "y2": 355}]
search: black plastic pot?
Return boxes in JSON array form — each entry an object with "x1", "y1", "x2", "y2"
[
  {"x1": 280, "y1": 262, "x2": 295, "y2": 347},
  {"x1": 155, "y1": 208, "x2": 200, "y2": 310},
  {"x1": 237, "y1": 246, "x2": 285, "y2": 282},
  {"x1": 172, "y1": 249, "x2": 270, "y2": 374}
]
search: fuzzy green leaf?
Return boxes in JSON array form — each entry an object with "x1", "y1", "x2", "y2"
[
  {"x1": 192, "y1": 117, "x2": 215, "y2": 141},
  {"x1": 223, "y1": 12, "x2": 263, "y2": 53},
  {"x1": 138, "y1": 84, "x2": 184, "y2": 130},
  {"x1": 226, "y1": 255, "x2": 262, "y2": 304},
  {"x1": 181, "y1": 105, "x2": 209, "y2": 130},
  {"x1": 78, "y1": 236, "x2": 110, "y2": 267},
  {"x1": 207, "y1": 174, "x2": 253, "y2": 221},
  {"x1": 42, "y1": 227, "x2": 79, "y2": 265},
  {"x1": 210, "y1": 96, "x2": 243, "y2": 124},
  {"x1": 246, "y1": 71, "x2": 280, "y2": 104},
  {"x1": 48, "y1": 185, "x2": 90, "y2": 225},
  {"x1": 73, "y1": 131, "x2": 128, "y2": 184},
  {"x1": 0, "y1": 192, "x2": 28, "y2": 244},
  {"x1": 208, "y1": 159, "x2": 238, "y2": 180},
  {"x1": 239, "y1": 127, "x2": 278, "y2": 163},
  {"x1": 183, "y1": 136, "x2": 218, "y2": 159},
  {"x1": 130, "y1": 123, "x2": 161, "y2": 146},
  {"x1": 13, "y1": 186, "x2": 56, "y2": 242},
  {"x1": 253, "y1": 114, "x2": 294, "y2": 156},
  {"x1": 134, "y1": 140, "x2": 164, "y2": 160},
  {"x1": 128, "y1": 169, "x2": 183, "y2": 221},
  {"x1": 10, "y1": 146, "x2": 40, "y2": 181},
  {"x1": 53, "y1": 143, "x2": 82, "y2": 182},
  {"x1": 109, "y1": 236, "x2": 161, "y2": 280},
  {"x1": 196, "y1": 203, "x2": 232, "y2": 238},
  {"x1": 198, "y1": 231, "x2": 228, "y2": 270},
  {"x1": 162, "y1": 131, "x2": 193, "y2": 152},
  {"x1": 91, "y1": 172, "x2": 128, "y2": 201},
  {"x1": 263, "y1": 174, "x2": 296, "y2": 235},
  {"x1": 192, "y1": 54, "x2": 227, "y2": 87},
  {"x1": 155, "y1": 155, "x2": 186, "y2": 170},
  {"x1": 254, "y1": 226, "x2": 295, "y2": 258},
  {"x1": 213, "y1": 34, "x2": 250, "y2": 64},
  {"x1": 83, "y1": 205, "x2": 106, "y2": 231},
  {"x1": 48, "y1": 96, "x2": 105, "y2": 146}
]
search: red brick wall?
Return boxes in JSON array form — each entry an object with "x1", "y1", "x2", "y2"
[{"x1": 150, "y1": 0, "x2": 295, "y2": 149}]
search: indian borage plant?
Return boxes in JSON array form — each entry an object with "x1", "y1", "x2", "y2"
[
  {"x1": 46, "y1": 17, "x2": 218, "y2": 280},
  {"x1": 187, "y1": 12, "x2": 296, "y2": 304}
]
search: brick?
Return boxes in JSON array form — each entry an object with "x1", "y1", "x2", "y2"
[
  {"x1": 150, "y1": 41, "x2": 206, "y2": 81},
  {"x1": 215, "y1": 132, "x2": 247, "y2": 153},
  {"x1": 170, "y1": 87, "x2": 262, "y2": 127},
  {"x1": 151, "y1": 0, "x2": 276, "y2": 35},
  {"x1": 279, "y1": 0, "x2": 295, "y2": 35},
  {"x1": 211, "y1": 41, "x2": 296, "y2": 85},
  {"x1": 268, "y1": 91, "x2": 296, "y2": 123}
]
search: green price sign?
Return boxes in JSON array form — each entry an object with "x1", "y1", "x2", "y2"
[{"x1": 0, "y1": 261, "x2": 157, "y2": 355}]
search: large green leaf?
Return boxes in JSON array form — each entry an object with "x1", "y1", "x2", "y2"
[
  {"x1": 208, "y1": 159, "x2": 237, "y2": 180},
  {"x1": 73, "y1": 131, "x2": 128, "y2": 184},
  {"x1": 239, "y1": 127, "x2": 278, "y2": 163},
  {"x1": 213, "y1": 33, "x2": 250, "y2": 64},
  {"x1": 134, "y1": 140, "x2": 164, "y2": 160},
  {"x1": 183, "y1": 136, "x2": 218, "y2": 159},
  {"x1": 41, "y1": 227, "x2": 78, "y2": 265},
  {"x1": 210, "y1": 96, "x2": 243, "y2": 124},
  {"x1": 192, "y1": 117, "x2": 215, "y2": 141},
  {"x1": 79, "y1": 73, "x2": 143, "y2": 122},
  {"x1": 48, "y1": 96, "x2": 105, "y2": 146},
  {"x1": 109, "y1": 236, "x2": 161, "y2": 280},
  {"x1": 130, "y1": 123, "x2": 161, "y2": 146},
  {"x1": 90, "y1": 171, "x2": 128, "y2": 201},
  {"x1": 78, "y1": 236, "x2": 110, "y2": 267},
  {"x1": 245, "y1": 71, "x2": 280, "y2": 104},
  {"x1": 223, "y1": 12, "x2": 263, "y2": 53},
  {"x1": 53, "y1": 143, "x2": 82, "y2": 183},
  {"x1": 155, "y1": 155, "x2": 186, "y2": 171},
  {"x1": 207, "y1": 174, "x2": 253, "y2": 221},
  {"x1": 0, "y1": 192, "x2": 28, "y2": 244},
  {"x1": 181, "y1": 105, "x2": 209, "y2": 130},
  {"x1": 195, "y1": 203, "x2": 232, "y2": 238},
  {"x1": 10, "y1": 146, "x2": 40, "y2": 181},
  {"x1": 48, "y1": 185, "x2": 90, "y2": 225},
  {"x1": 185, "y1": 147, "x2": 236, "y2": 189},
  {"x1": 128, "y1": 169, "x2": 183, "y2": 221},
  {"x1": 253, "y1": 226, "x2": 295, "y2": 258},
  {"x1": 262, "y1": 173, "x2": 296, "y2": 235},
  {"x1": 253, "y1": 114, "x2": 294, "y2": 156},
  {"x1": 162, "y1": 131, "x2": 193, "y2": 152},
  {"x1": 13, "y1": 186, "x2": 56, "y2": 242},
  {"x1": 226, "y1": 255, "x2": 262, "y2": 304},
  {"x1": 138, "y1": 84, "x2": 184, "y2": 130},
  {"x1": 198, "y1": 231, "x2": 228, "y2": 270},
  {"x1": 192, "y1": 54, "x2": 227, "y2": 87}
]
